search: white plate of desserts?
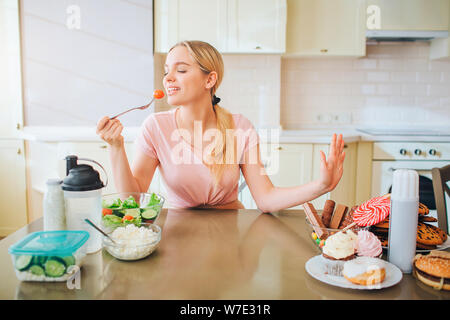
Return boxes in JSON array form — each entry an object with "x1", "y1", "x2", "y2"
[{"x1": 305, "y1": 255, "x2": 403, "y2": 290}]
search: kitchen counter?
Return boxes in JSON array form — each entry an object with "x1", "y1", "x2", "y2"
[
  {"x1": 20, "y1": 126, "x2": 361, "y2": 143},
  {"x1": 19, "y1": 126, "x2": 450, "y2": 144},
  {"x1": 1, "y1": 208, "x2": 449, "y2": 300}
]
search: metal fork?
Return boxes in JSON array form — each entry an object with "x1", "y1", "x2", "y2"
[{"x1": 110, "y1": 97, "x2": 156, "y2": 120}]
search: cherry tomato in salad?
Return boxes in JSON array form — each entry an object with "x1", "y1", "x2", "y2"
[
  {"x1": 153, "y1": 89, "x2": 165, "y2": 99},
  {"x1": 102, "y1": 208, "x2": 113, "y2": 216}
]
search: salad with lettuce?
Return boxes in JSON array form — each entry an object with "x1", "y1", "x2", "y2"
[{"x1": 101, "y1": 193, "x2": 162, "y2": 228}]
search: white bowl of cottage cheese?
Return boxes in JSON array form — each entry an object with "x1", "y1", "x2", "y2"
[{"x1": 102, "y1": 223, "x2": 161, "y2": 261}]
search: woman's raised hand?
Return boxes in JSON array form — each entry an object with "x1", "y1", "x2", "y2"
[
  {"x1": 318, "y1": 133, "x2": 346, "y2": 193},
  {"x1": 96, "y1": 116, "x2": 124, "y2": 148}
]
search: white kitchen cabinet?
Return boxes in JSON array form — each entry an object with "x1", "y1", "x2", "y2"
[
  {"x1": 0, "y1": 139, "x2": 27, "y2": 236},
  {"x1": 366, "y1": 0, "x2": 449, "y2": 31},
  {"x1": 285, "y1": 0, "x2": 366, "y2": 57},
  {"x1": 154, "y1": 0, "x2": 227, "y2": 53},
  {"x1": 0, "y1": 0, "x2": 23, "y2": 138},
  {"x1": 154, "y1": 0, "x2": 286, "y2": 53},
  {"x1": 226, "y1": 0, "x2": 286, "y2": 53},
  {"x1": 354, "y1": 141, "x2": 373, "y2": 205},
  {"x1": 239, "y1": 143, "x2": 313, "y2": 210},
  {"x1": 430, "y1": 2, "x2": 450, "y2": 60},
  {"x1": 266, "y1": 144, "x2": 313, "y2": 198}
]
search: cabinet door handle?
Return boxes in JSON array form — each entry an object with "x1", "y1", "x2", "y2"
[
  {"x1": 255, "y1": 46, "x2": 262, "y2": 50},
  {"x1": 17, "y1": 148, "x2": 21, "y2": 155},
  {"x1": 344, "y1": 144, "x2": 348, "y2": 149},
  {"x1": 100, "y1": 145, "x2": 107, "y2": 149},
  {"x1": 320, "y1": 49, "x2": 328, "y2": 53},
  {"x1": 277, "y1": 146, "x2": 283, "y2": 150}
]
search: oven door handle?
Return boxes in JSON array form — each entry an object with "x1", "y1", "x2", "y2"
[{"x1": 388, "y1": 167, "x2": 432, "y2": 173}]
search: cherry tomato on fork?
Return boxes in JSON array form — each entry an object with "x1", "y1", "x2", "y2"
[{"x1": 153, "y1": 89, "x2": 165, "y2": 99}]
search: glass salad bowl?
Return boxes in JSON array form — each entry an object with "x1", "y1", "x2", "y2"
[
  {"x1": 101, "y1": 192, "x2": 165, "y2": 233},
  {"x1": 102, "y1": 223, "x2": 161, "y2": 261}
]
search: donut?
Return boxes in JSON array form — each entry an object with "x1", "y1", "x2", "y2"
[
  {"x1": 353, "y1": 195, "x2": 390, "y2": 227},
  {"x1": 342, "y1": 257, "x2": 386, "y2": 286}
]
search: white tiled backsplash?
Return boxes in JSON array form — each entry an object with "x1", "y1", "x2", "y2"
[
  {"x1": 157, "y1": 42, "x2": 449, "y2": 131},
  {"x1": 281, "y1": 42, "x2": 450, "y2": 129},
  {"x1": 156, "y1": 54, "x2": 282, "y2": 129}
]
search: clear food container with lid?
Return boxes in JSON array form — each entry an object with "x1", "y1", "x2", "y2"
[{"x1": 8, "y1": 230, "x2": 89, "y2": 282}]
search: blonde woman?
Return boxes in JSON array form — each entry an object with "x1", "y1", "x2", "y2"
[{"x1": 96, "y1": 40, "x2": 345, "y2": 211}]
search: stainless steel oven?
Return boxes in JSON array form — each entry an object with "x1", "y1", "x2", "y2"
[{"x1": 371, "y1": 142, "x2": 450, "y2": 233}]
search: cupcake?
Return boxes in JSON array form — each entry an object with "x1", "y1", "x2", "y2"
[
  {"x1": 321, "y1": 230, "x2": 357, "y2": 276},
  {"x1": 356, "y1": 230, "x2": 382, "y2": 258}
]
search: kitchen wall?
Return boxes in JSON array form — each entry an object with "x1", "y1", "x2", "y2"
[
  {"x1": 155, "y1": 53, "x2": 281, "y2": 130},
  {"x1": 20, "y1": 0, "x2": 154, "y2": 127},
  {"x1": 156, "y1": 41, "x2": 449, "y2": 131},
  {"x1": 281, "y1": 42, "x2": 450, "y2": 129}
]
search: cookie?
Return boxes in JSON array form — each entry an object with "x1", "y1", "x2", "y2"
[
  {"x1": 379, "y1": 237, "x2": 388, "y2": 247},
  {"x1": 418, "y1": 203, "x2": 429, "y2": 216},
  {"x1": 426, "y1": 223, "x2": 448, "y2": 243},
  {"x1": 373, "y1": 219, "x2": 389, "y2": 229},
  {"x1": 416, "y1": 242, "x2": 437, "y2": 250},
  {"x1": 416, "y1": 222, "x2": 444, "y2": 246},
  {"x1": 419, "y1": 216, "x2": 438, "y2": 223},
  {"x1": 370, "y1": 226, "x2": 389, "y2": 235}
]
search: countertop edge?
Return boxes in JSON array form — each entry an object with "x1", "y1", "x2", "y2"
[{"x1": 18, "y1": 126, "x2": 450, "y2": 143}]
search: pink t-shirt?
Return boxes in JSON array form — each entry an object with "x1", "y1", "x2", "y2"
[{"x1": 135, "y1": 107, "x2": 259, "y2": 208}]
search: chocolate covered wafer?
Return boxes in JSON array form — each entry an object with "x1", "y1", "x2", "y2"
[
  {"x1": 321, "y1": 200, "x2": 335, "y2": 228},
  {"x1": 329, "y1": 204, "x2": 348, "y2": 229},
  {"x1": 339, "y1": 205, "x2": 357, "y2": 229},
  {"x1": 303, "y1": 202, "x2": 328, "y2": 239}
]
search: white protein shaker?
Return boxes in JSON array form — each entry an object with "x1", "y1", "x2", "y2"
[
  {"x1": 388, "y1": 169, "x2": 419, "y2": 273},
  {"x1": 62, "y1": 155, "x2": 108, "y2": 254}
]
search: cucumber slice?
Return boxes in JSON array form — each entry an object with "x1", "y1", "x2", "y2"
[
  {"x1": 15, "y1": 255, "x2": 33, "y2": 271},
  {"x1": 29, "y1": 265, "x2": 45, "y2": 276},
  {"x1": 62, "y1": 255, "x2": 76, "y2": 267},
  {"x1": 32, "y1": 255, "x2": 47, "y2": 267},
  {"x1": 44, "y1": 259, "x2": 66, "y2": 277},
  {"x1": 141, "y1": 208, "x2": 158, "y2": 220},
  {"x1": 123, "y1": 208, "x2": 141, "y2": 218},
  {"x1": 112, "y1": 209, "x2": 124, "y2": 218}
]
